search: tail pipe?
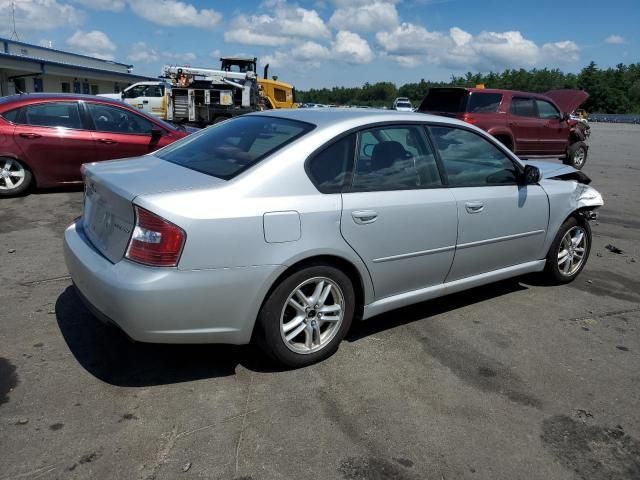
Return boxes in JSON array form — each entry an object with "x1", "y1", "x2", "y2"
[{"x1": 264, "y1": 64, "x2": 269, "y2": 80}]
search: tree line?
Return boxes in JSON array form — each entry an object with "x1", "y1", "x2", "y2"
[{"x1": 297, "y1": 62, "x2": 640, "y2": 114}]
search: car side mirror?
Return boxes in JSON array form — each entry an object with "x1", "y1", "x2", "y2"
[
  {"x1": 151, "y1": 128, "x2": 163, "y2": 140},
  {"x1": 523, "y1": 165, "x2": 541, "y2": 184}
]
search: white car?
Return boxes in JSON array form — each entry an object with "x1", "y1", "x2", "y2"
[{"x1": 393, "y1": 97, "x2": 413, "y2": 112}]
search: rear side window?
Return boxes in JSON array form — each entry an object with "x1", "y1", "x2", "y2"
[
  {"x1": 307, "y1": 134, "x2": 355, "y2": 193},
  {"x1": 0, "y1": 108, "x2": 20, "y2": 123},
  {"x1": 351, "y1": 125, "x2": 442, "y2": 191},
  {"x1": 467, "y1": 93, "x2": 503, "y2": 113},
  {"x1": 510, "y1": 97, "x2": 537, "y2": 117},
  {"x1": 22, "y1": 102, "x2": 83, "y2": 129},
  {"x1": 429, "y1": 126, "x2": 518, "y2": 187},
  {"x1": 157, "y1": 116, "x2": 313, "y2": 180}
]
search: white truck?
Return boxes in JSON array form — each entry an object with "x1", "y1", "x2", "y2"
[
  {"x1": 100, "y1": 66, "x2": 259, "y2": 125},
  {"x1": 99, "y1": 81, "x2": 169, "y2": 119}
]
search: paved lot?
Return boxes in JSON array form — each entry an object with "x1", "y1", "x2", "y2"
[{"x1": 1, "y1": 122, "x2": 639, "y2": 480}]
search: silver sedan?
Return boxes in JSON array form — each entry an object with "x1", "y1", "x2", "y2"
[{"x1": 64, "y1": 109, "x2": 603, "y2": 366}]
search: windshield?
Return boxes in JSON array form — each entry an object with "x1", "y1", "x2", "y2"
[
  {"x1": 419, "y1": 89, "x2": 467, "y2": 113},
  {"x1": 156, "y1": 115, "x2": 314, "y2": 180},
  {"x1": 396, "y1": 102, "x2": 412, "y2": 108}
]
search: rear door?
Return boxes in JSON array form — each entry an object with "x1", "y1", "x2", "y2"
[
  {"x1": 339, "y1": 124, "x2": 458, "y2": 299},
  {"x1": 536, "y1": 98, "x2": 569, "y2": 154},
  {"x1": 508, "y1": 96, "x2": 542, "y2": 154},
  {"x1": 428, "y1": 125, "x2": 549, "y2": 281},
  {"x1": 12, "y1": 101, "x2": 96, "y2": 185},
  {"x1": 84, "y1": 102, "x2": 167, "y2": 160}
]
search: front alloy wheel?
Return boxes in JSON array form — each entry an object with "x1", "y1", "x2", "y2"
[
  {"x1": 556, "y1": 226, "x2": 587, "y2": 277},
  {"x1": 257, "y1": 265, "x2": 355, "y2": 367}
]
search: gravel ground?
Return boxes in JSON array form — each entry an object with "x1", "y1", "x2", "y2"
[{"x1": 1, "y1": 122, "x2": 639, "y2": 480}]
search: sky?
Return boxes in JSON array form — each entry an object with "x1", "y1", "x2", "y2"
[{"x1": 0, "y1": 0, "x2": 638, "y2": 90}]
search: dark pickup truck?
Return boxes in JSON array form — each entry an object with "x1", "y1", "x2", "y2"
[{"x1": 418, "y1": 88, "x2": 590, "y2": 169}]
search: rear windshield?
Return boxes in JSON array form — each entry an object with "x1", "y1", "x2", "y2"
[
  {"x1": 396, "y1": 102, "x2": 412, "y2": 108},
  {"x1": 156, "y1": 115, "x2": 314, "y2": 180},
  {"x1": 419, "y1": 89, "x2": 467, "y2": 113},
  {"x1": 467, "y1": 93, "x2": 503, "y2": 113}
]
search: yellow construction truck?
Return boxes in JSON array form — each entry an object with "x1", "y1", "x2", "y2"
[{"x1": 100, "y1": 57, "x2": 296, "y2": 125}]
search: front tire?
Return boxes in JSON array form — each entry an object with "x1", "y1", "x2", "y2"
[
  {"x1": 0, "y1": 158, "x2": 32, "y2": 197},
  {"x1": 543, "y1": 216, "x2": 591, "y2": 284},
  {"x1": 256, "y1": 265, "x2": 355, "y2": 367},
  {"x1": 564, "y1": 141, "x2": 588, "y2": 170}
]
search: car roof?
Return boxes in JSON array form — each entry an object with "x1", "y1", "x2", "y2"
[
  {"x1": 0, "y1": 93, "x2": 127, "y2": 107},
  {"x1": 428, "y1": 86, "x2": 552, "y2": 100},
  {"x1": 251, "y1": 107, "x2": 469, "y2": 130}
]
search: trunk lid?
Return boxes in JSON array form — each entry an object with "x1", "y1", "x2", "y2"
[
  {"x1": 544, "y1": 89, "x2": 589, "y2": 114},
  {"x1": 82, "y1": 155, "x2": 225, "y2": 263}
]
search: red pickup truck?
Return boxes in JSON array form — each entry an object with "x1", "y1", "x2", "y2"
[{"x1": 418, "y1": 88, "x2": 590, "y2": 169}]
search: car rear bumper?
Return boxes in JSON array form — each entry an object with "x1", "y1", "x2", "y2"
[{"x1": 63, "y1": 220, "x2": 285, "y2": 344}]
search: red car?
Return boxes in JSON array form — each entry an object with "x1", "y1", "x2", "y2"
[
  {"x1": 418, "y1": 88, "x2": 590, "y2": 169},
  {"x1": 0, "y1": 93, "x2": 192, "y2": 196}
]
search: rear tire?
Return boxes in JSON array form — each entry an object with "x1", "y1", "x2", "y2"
[
  {"x1": 564, "y1": 141, "x2": 588, "y2": 170},
  {"x1": 543, "y1": 216, "x2": 591, "y2": 284},
  {"x1": 0, "y1": 157, "x2": 32, "y2": 197},
  {"x1": 256, "y1": 265, "x2": 355, "y2": 367}
]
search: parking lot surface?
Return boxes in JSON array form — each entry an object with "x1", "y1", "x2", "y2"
[{"x1": 1, "y1": 122, "x2": 639, "y2": 480}]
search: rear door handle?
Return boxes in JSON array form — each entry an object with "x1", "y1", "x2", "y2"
[
  {"x1": 98, "y1": 138, "x2": 117, "y2": 144},
  {"x1": 142, "y1": 100, "x2": 149, "y2": 104},
  {"x1": 19, "y1": 132, "x2": 41, "y2": 139},
  {"x1": 352, "y1": 210, "x2": 378, "y2": 224},
  {"x1": 465, "y1": 201, "x2": 484, "y2": 214}
]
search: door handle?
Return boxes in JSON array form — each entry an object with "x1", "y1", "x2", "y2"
[
  {"x1": 352, "y1": 210, "x2": 378, "y2": 224},
  {"x1": 98, "y1": 138, "x2": 117, "y2": 144},
  {"x1": 142, "y1": 100, "x2": 149, "y2": 104},
  {"x1": 19, "y1": 132, "x2": 41, "y2": 139},
  {"x1": 465, "y1": 201, "x2": 484, "y2": 214}
]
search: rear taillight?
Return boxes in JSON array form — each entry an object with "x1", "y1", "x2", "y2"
[
  {"x1": 462, "y1": 113, "x2": 477, "y2": 124},
  {"x1": 125, "y1": 206, "x2": 185, "y2": 267}
]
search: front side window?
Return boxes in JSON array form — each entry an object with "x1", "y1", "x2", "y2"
[
  {"x1": 351, "y1": 125, "x2": 442, "y2": 191},
  {"x1": 429, "y1": 126, "x2": 518, "y2": 187},
  {"x1": 157, "y1": 115, "x2": 313, "y2": 180},
  {"x1": 467, "y1": 93, "x2": 503, "y2": 113},
  {"x1": 1, "y1": 108, "x2": 20, "y2": 123},
  {"x1": 307, "y1": 135, "x2": 355, "y2": 193},
  {"x1": 123, "y1": 85, "x2": 148, "y2": 99},
  {"x1": 87, "y1": 103, "x2": 153, "y2": 135},
  {"x1": 510, "y1": 97, "x2": 537, "y2": 117},
  {"x1": 22, "y1": 102, "x2": 83, "y2": 129},
  {"x1": 536, "y1": 99, "x2": 560, "y2": 119}
]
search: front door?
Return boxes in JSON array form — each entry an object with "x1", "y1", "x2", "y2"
[
  {"x1": 84, "y1": 102, "x2": 161, "y2": 160},
  {"x1": 536, "y1": 99, "x2": 569, "y2": 154},
  {"x1": 340, "y1": 124, "x2": 458, "y2": 299},
  {"x1": 12, "y1": 101, "x2": 95, "y2": 185},
  {"x1": 428, "y1": 125, "x2": 549, "y2": 281},
  {"x1": 509, "y1": 96, "x2": 543, "y2": 154}
]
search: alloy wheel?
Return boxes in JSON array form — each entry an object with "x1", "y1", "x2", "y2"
[
  {"x1": 573, "y1": 147, "x2": 586, "y2": 168},
  {"x1": 280, "y1": 277, "x2": 345, "y2": 355},
  {"x1": 0, "y1": 159, "x2": 26, "y2": 191},
  {"x1": 557, "y1": 226, "x2": 587, "y2": 276}
]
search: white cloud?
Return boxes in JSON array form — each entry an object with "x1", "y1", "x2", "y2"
[
  {"x1": 128, "y1": 0, "x2": 221, "y2": 29},
  {"x1": 264, "y1": 31, "x2": 373, "y2": 69},
  {"x1": 127, "y1": 41, "x2": 158, "y2": 63},
  {"x1": 71, "y1": 0, "x2": 124, "y2": 11},
  {"x1": 332, "y1": 31, "x2": 373, "y2": 64},
  {"x1": 165, "y1": 51, "x2": 197, "y2": 63},
  {"x1": 0, "y1": 0, "x2": 83, "y2": 34},
  {"x1": 224, "y1": 1, "x2": 330, "y2": 46},
  {"x1": 329, "y1": 1, "x2": 399, "y2": 32},
  {"x1": 377, "y1": 23, "x2": 580, "y2": 70},
  {"x1": 66, "y1": 30, "x2": 116, "y2": 60},
  {"x1": 605, "y1": 34, "x2": 626, "y2": 45}
]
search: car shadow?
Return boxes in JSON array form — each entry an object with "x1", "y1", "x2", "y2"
[
  {"x1": 55, "y1": 286, "x2": 284, "y2": 387},
  {"x1": 346, "y1": 278, "x2": 529, "y2": 342}
]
